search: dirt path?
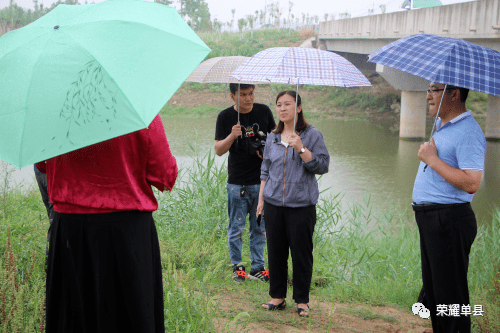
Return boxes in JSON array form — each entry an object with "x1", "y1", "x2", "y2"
[
  {"x1": 213, "y1": 292, "x2": 432, "y2": 332},
  {"x1": 180, "y1": 31, "x2": 430, "y2": 332}
]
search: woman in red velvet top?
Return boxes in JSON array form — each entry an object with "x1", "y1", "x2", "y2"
[{"x1": 35, "y1": 115, "x2": 177, "y2": 333}]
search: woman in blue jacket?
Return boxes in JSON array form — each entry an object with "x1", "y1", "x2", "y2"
[{"x1": 257, "y1": 90, "x2": 330, "y2": 317}]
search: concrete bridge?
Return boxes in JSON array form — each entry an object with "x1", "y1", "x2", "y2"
[{"x1": 316, "y1": 0, "x2": 500, "y2": 141}]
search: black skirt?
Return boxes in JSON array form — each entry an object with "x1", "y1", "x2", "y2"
[{"x1": 46, "y1": 211, "x2": 164, "y2": 333}]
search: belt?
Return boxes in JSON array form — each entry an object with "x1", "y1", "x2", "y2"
[{"x1": 412, "y1": 202, "x2": 470, "y2": 212}]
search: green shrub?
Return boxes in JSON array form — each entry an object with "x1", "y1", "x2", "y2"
[
  {"x1": 466, "y1": 91, "x2": 488, "y2": 114},
  {"x1": 201, "y1": 29, "x2": 302, "y2": 60}
]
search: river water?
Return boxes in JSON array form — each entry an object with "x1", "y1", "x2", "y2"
[{"x1": 2, "y1": 116, "x2": 499, "y2": 226}]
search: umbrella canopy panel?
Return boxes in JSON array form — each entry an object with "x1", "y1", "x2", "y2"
[
  {"x1": 368, "y1": 34, "x2": 500, "y2": 97},
  {"x1": 185, "y1": 56, "x2": 252, "y2": 83},
  {"x1": 0, "y1": 0, "x2": 210, "y2": 168},
  {"x1": 230, "y1": 47, "x2": 371, "y2": 87}
]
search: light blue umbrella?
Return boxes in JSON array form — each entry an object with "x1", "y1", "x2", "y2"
[{"x1": 0, "y1": 0, "x2": 210, "y2": 169}]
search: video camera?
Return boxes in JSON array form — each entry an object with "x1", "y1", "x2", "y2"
[{"x1": 247, "y1": 124, "x2": 267, "y2": 157}]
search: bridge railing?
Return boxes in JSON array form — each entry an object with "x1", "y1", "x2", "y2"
[{"x1": 319, "y1": 0, "x2": 500, "y2": 40}]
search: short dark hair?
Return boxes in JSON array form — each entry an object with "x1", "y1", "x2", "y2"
[
  {"x1": 229, "y1": 83, "x2": 255, "y2": 95},
  {"x1": 446, "y1": 85, "x2": 469, "y2": 103},
  {"x1": 273, "y1": 90, "x2": 309, "y2": 134}
]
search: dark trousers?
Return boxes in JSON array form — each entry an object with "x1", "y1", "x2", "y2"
[
  {"x1": 34, "y1": 165, "x2": 54, "y2": 223},
  {"x1": 34, "y1": 165, "x2": 54, "y2": 273},
  {"x1": 264, "y1": 202, "x2": 316, "y2": 304},
  {"x1": 414, "y1": 203, "x2": 477, "y2": 333},
  {"x1": 46, "y1": 211, "x2": 165, "y2": 333}
]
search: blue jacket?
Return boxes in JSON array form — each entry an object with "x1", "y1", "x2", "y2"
[{"x1": 260, "y1": 125, "x2": 330, "y2": 207}]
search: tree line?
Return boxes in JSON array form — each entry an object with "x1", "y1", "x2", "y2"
[
  {"x1": 0, "y1": 0, "x2": 355, "y2": 35},
  {"x1": 0, "y1": 0, "x2": 211, "y2": 34}
]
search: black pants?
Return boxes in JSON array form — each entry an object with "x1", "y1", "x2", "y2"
[
  {"x1": 34, "y1": 166, "x2": 54, "y2": 273},
  {"x1": 414, "y1": 203, "x2": 476, "y2": 333},
  {"x1": 34, "y1": 166, "x2": 54, "y2": 223},
  {"x1": 264, "y1": 202, "x2": 316, "y2": 304},
  {"x1": 46, "y1": 211, "x2": 165, "y2": 333}
]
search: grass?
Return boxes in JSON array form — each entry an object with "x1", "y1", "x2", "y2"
[
  {"x1": 198, "y1": 29, "x2": 303, "y2": 60},
  {"x1": 159, "y1": 104, "x2": 221, "y2": 118},
  {"x1": 317, "y1": 87, "x2": 401, "y2": 113},
  {"x1": 466, "y1": 90, "x2": 489, "y2": 114},
  {"x1": 1, "y1": 145, "x2": 499, "y2": 331}
]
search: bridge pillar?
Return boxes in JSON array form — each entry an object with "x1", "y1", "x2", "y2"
[
  {"x1": 400, "y1": 91, "x2": 427, "y2": 141},
  {"x1": 485, "y1": 95, "x2": 500, "y2": 142},
  {"x1": 376, "y1": 65, "x2": 429, "y2": 141}
]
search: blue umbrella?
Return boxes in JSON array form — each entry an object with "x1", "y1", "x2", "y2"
[
  {"x1": 368, "y1": 34, "x2": 500, "y2": 170},
  {"x1": 368, "y1": 34, "x2": 500, "y2": 97}
]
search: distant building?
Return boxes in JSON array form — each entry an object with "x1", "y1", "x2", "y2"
[{"x1": 401, "y1": 0, "x2": 443, "y2": 10}]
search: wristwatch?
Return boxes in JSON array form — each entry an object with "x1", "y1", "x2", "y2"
[{"x1": 299, "y1": 147, "x2": 306, "y2": 154}]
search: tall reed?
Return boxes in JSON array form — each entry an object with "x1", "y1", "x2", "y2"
[{"x1": 0, "y1": 147, "x2": 499, "y2": 331}]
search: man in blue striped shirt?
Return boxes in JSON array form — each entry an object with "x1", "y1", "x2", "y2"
[{"x1": 412, "y1": 82, "x2": 486, "y2": 333}]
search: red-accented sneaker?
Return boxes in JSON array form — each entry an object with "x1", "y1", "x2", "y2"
[
  {"x1": 249, "y1": 266, "x2": 269, "y2": 282},
  {"x1": 232, "y1": 265, "x2": 247, "y2": 282}
]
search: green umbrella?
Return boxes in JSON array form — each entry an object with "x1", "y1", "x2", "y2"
[{"x1": 0, "y1": 0, "x2": 210, "y2": 169}]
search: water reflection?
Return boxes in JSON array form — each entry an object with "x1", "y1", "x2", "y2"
[{"x1": 1, "y1": 117, "x2": 498, "y2": 226}]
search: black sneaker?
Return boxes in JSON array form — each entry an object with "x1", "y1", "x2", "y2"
[
  {"x1": 232, "y1": 265, "x2": 247, "y2": 282},
  {"x1": 249, "y1": 266, "x2": 269, "y2": 282}
]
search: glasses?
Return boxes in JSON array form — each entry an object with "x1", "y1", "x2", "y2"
[
  {"x1": 426, "y1": 89, "x2": 445, "y2": 95},
  {"x1": 426, "y1": 88, "x2": 457, "y2": 95}
]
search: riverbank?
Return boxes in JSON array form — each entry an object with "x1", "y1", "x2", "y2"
[
  {"x1": 1, "y1": 151, "x2": 498, "y2": 332},
  {"x1": 161, "y1": 76, "x2": 401, "y2": 123},
  {"x1": 161, "y1": 75, "x2": 489, "y2": 135}
]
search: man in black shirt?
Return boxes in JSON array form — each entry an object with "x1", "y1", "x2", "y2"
[{"x1": 215, "y1": 83, "x2": 276, "y2": 282}]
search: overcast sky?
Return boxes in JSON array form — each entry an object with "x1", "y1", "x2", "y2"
[{"x1": 3, "y1": 0, "x2": 474, "y2": 24}]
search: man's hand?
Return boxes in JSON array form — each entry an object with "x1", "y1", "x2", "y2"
[
  {"x1": 256, "y1": 150, "x2": 263, "y2": 160},
  {"x1": 214, "y1": 122, "x2": 243, "y2": 156},
  {"x1": 231, "y1": 122, "x2": 243, "y2": 140},
  {"x1": 418, "y1": 137, "x2": 439, "y2": 166},
  {"x1": 418, "y1": 137, "x2": 483, "y2": 194}
]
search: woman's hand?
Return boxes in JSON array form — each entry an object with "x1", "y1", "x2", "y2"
[
  {"x1": 289, "y1": 133, "x2": 303, "y2": 152},
  {"x1": 256, "y1": 197, "x2": 264, "y2": 217},
  {"x1": 289, "y1": 132, "x2": 313, "y2": 163},
  {"x1": 257, "y1": 179, "x2": 266, "y2": 217}
]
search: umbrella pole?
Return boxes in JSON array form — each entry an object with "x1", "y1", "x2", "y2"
[
  {"x1": 423, "y1": 84, "x2": 447, "y2": 172},
  {"x1": 238, "y1": 81, "x2": 240, "y2": 124},
  {"x1": 293, "y1": 78, "x2": 300, "y2": 132},
  {"x1": 268, "y1": 82, "x2": 275, "y2": 108},
  {"x1": 429, "y1": 84, "x2": 447, "y2": 140}
]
